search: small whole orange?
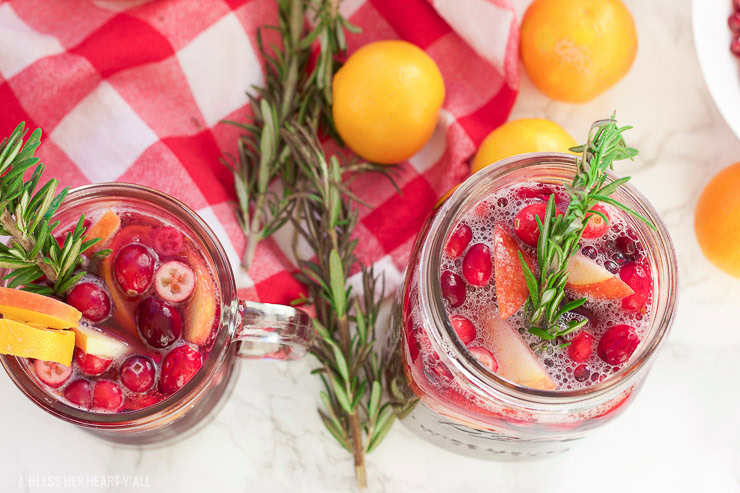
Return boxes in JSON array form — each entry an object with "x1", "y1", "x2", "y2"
[
  {"x1": 520, "y1": 0, "x2": 638, "y2": 103},
  {"x1": 332, "y1": 40, "x2": 445, "y2": 164},
  {"x1": 695, "y1": 162, "x2": 740, "y2": 277}
]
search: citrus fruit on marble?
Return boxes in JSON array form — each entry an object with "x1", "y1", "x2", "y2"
[
  {"x1": 471, "y1": 119, "x2": 577, "y2": 173},
  {"x1": 332, "y1": 40, "x2": 445, "y2": 164},
  {"x1": 695, "y1": 162, "x2": 740, "y2": 277},
  {"x1": 0, "y1": 318, "x2": 75, "y2": 365},
  {"x1": 520, "y1": 0, "x2": 638, "y2": 103}
]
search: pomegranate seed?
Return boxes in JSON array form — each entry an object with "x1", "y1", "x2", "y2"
[
  {"x1": 468, "y1": 346, "x2": 498, "y2": 372},
  {"x1": 445, "y1": 224, "x2": 473, "y2": 258},
  {"x1": 136, "y1": 297, "x2": 183, "y2": 348},
  {"x1": 581, "y1": 246, "x2": 597, "y2": 259},
  {"x1": 598, "y1": 324, "x2": 640, "y2": 366},
  {"x1": 75, "y1": 349, "x2": 113, "y2": 376},
  {"x1": 582, "y1": 204, "x2": 610, "y2": 239},
  {"x1": 497, "y1": 197, "x2": 508, "y2": 207},
  {"x1": 66, "y1": 281, "x2": 111, "y2": 322},
  {"x1": 619, "y1": 262, "x2": 652, "y2": 312},
  {"x1": 152, "y1": 227, "x2": 184, "y2": 256},
  {"x1": 462, "y1": 243, "x2": 492, "y2": 286},
  {"x1": 514, "y1": 203, "x2": 562, "y2": 247},
  {"x1": 33, "y1": 360, "x2": 72, "y2": 388},
  {"x1": 450, "y1": 315, "x2": 476, "y2": 345},
  {"x1": 574, "y1": 364, "x2": 591, "y2": 382},
  {"x1": 568, "y1": 331, "x2": 594, "y2": 362},
  {"x1": 120, "y1": 355, "x2": 156, "y2": 393},
  {"x1": 114, "y1": 244, "x2": 155, "y2": 296},
  {"x1": 93, "y1": 380, "x2": 123, "y2": 411},
  {"x1": 160, "y1": 344, "x2": 203, "y2": 394},
  {"x1": 729, "y1": 13, "x2": 740, "y2": 33},
  {"x1": 64, "y1": 379, "x2": 92, "y2": 408},
  {"x1": 441, "y1": 271, "x2": 466, "y2": 307}
]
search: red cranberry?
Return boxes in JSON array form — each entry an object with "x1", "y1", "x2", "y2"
[
  {"x1": 468, "y1": 346, "x2": 498, "y2": 372},
  {"x1": 604, "y1": 260, "x2": 619, "y2": 274},
  {"x1": 75, "y1": 349, "x2": 113, "y2": 376},
  {"x1": 732, "y1": 37, "x2": 740, "y2": 57},
  {"x1": 615, "y1": 235, "x2": 638, "y2": 258},
  {"x1": 598, "y1": 324, "x2": 640, "y2": 366},
  {"x1": 152, "y1": 227, "x2": 184, "y2": 256},
  {"x1": 136, "y1": 297, "x2": 183, "y2": 348},
  {"x1": 574, "y1": 364, "x2": 591, "y2": 382},
  {"x1": 450, "y1": 315, "x2": 476, "y2": 345},
  {"x1": 730, "y1": 13, "x2": 740, "y2": 32},
  {"x1": 568, "y1": 331, "x2": 594, "y2": 362},
  {"x1": 160, "y1": 345, "x2": 203, "y2": 394},
  {"x1": 619, "y1": 262, "x2": 652, "y2": 312},
  {"x1": 441, "y1": 271, "x2": 466, "y2": 307},
  {"x1": 93, "y1": 380, "x2": 123, "y2": 411},
  {"x1": 66, "y1": 282, "x2": 111, "y2": 322},
  {"x1": 582, "y1": 204, "x2": 610, "y2": 239},
  {"x1": 514, "y1": 203, "x2": 562, "y2": 247},
  {"x1": 120, "y1": 355, "x2": 156, "y2": 393},
  {"x1": 581, "y1": 246, "x2": 597, "y2": 259},
  {"x1": 64, "y1": 379, "x2": 92, "y2": 408},
  {"x1": 444, "y1": 224, "x2": 472, "y2": 258},
  {"x1": 34, "y1": 360, "x2": 71, "y2": 388},
  {"x1": 462, "y1": 243, "x2": 492, "y2": 286},
  {"x1": 114, "y1": 244, "x2": 155, "y2": 296}
]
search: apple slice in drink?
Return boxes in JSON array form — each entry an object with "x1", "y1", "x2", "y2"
[
  {"x1": 493, "y1": 225, "x2": 536, "y2": 319},
  {"x1": 184, "y1": 249, "x2": 218, "y2": 346},
  {"x1": 565, "y1": 254, "x2": 634, "y2": 300},
  {"x1": 72, "y1": 324, "x2": 131, "y2": 359},
  {"x1": 482, "y1": 312, "x2": 556, "y2": 391}
]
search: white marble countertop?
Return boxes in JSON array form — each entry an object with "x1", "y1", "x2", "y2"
[{"x1": 3, "y1": 0, "x2": 740, "y2": 491}]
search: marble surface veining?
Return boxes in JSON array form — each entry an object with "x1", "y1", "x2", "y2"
[{"x1": 3, "y1": 0, "x2": 740, "y2": 491}]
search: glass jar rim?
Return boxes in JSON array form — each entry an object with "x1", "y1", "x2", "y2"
[
  {"x1": 419, "y1": 152, "x2": 679, "y2": 408},
  {"x1": 0, "y1": 183, "x2": 237, "y2": 427}
]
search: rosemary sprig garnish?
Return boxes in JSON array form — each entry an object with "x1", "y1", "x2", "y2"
[
  {"x1": 283, "y1": 124, "x2": 395, "y2": 488},
  {"x1": 0, "y1": 123, "x2": 104, "y2": 296},
  {"x1": 519, "y1": 116, "x2": 654, "y2": 344},
  {"x1": 223, "y1": 0, "x2": 357, "y2": 269}
]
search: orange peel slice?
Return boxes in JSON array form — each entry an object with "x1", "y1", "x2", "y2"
[
  {"x1": 0, "y1": 287, "x2": 81, "y2": 329},
  {"x1": 0, "y1": 318, "x2": 75, "y2": 366}
]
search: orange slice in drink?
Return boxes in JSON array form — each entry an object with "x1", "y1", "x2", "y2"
[
  {"x1": 84, "y1": 209, "x2": 121, "y2": 256},
  {"x1": 0, "y1": 318, "x2": 75, "y2": 365},
  {"x1": 0, "y1": 287, "x2": 81, "y2": 329}
]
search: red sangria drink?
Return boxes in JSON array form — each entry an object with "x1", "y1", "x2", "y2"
[
  {"x1": 1, "y1": 184, "x2": 313, "y2": 445},
  {"x1": 386, "y1": 150, "x2": 677, "y2": 458}
]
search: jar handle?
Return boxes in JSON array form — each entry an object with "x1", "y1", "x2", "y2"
[{"x1": 233, "y1": 300, "x2": 314, "y2": 360}]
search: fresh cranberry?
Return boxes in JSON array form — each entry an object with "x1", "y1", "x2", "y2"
[
  {"x1": 730, "y1": 13, "x2": 740, "y2": 32},
  {"x1": 732, "y1": 37, "x2": 740, "y2": 57},
  {"x1": 120, "y1": 355, "x2": 156, "y2": 393},
  {"x1": 462, "y1": 243, "x2": 492, "y2": 286},
  {"x1": 441, "y1": 271, "x2": 466, "y2": 307},
  {"x1": 598, "y1": 324, "x2": 640, "y2": 366},
  {"x1": 582, "y1": 246, "x2": 597, "y2": 259},
  {"x1": 160, "y1": 345, "x2": 203, "y2": 394},
  {"x1": 34, "y1": 360, "x2": 72, "y2": 388},
  {"x1": 93, "y1": 380, "x2": 123, "y2": 411},
  {"x1": 123, "y1": 393, "x2": 164, "y2": 411},
  {"x1": 450, "y1": 315, "x2": 476, "y2": 345},
  {"x1": 64, "y1": 379, "x2": 92, "y2": 408},
  {"x1": 66, "y1": 282, "x2": 111, "y2": 322},
  {"x1": 152, "y1": 227, "x2": 185, "y2": 256},
  {"x1": 574, "y1": 364, "x2": 591, "y2": 382},
  {"x1": 136, "y1": 297, "x2": 183, "y2": 348},
  {"x1": 468, "y1": 346, "x2": 498, "y2": 372},
  {"x1": 444, "y1": 224, "x2": 472, "y2": 258},
  {"x1": 568, "y1": 331, "x2": 594, "y2": 362},
  {"x1": 619, "y1": 262, "x2": 652, "y2": 312},
  {"x1": 582, "y1": 204, "x2": 610, "y2": 239},
  {"x1": 75, "y1": 349, "x2": 113, "y2": 376},
  {"x1": 514, "y1": 203, "x2": 562, "y2": 247},
  {"x1": 114, "y1": 244, "x2": 155, "y2": 296}
]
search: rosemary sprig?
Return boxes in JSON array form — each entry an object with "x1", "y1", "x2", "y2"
[
  {"x1": 223, "y1": 0, "x2": 358, "y2": 269},
  {"x1": 520, "y1": 116, "x2": 654, "y2": 343},
  {"x1": 283, "y1": 124, "x2": 395, "y2": 488},
  {"x1": 0, "y1": 123, "x2": 103, "y2": 296}
]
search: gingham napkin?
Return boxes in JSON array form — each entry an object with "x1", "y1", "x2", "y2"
[{"x1": 0, "y1": 0, "x2": 519, "y2": 305}]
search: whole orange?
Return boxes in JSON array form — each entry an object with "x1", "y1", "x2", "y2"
[
  {"x1": 695, "y1": 162, "x2": 740, "y2": 277},
  {"x1": 520, "y1": 0, "x2": 638, "y2": 103},
  {"x1": 471, "y1": 118, "x2": 577, "y2": 174},
  {"x1": 332, "y1": 40, "x2": 445, "y2": 164}
]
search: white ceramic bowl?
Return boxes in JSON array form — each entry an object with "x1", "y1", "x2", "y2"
[{"x1": 693, "y1": 0, "x2": 740, "y2": 139}]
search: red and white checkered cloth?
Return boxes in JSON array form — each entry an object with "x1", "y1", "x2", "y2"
[{"x1": 0, "y1": 0, "x2": 519, "y2": 305}]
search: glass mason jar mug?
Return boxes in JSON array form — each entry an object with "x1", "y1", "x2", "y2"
[
  {"x1": 0, "y1": 183, "x2": 314, "y2": 445},
  {"x1": 385, "y1": 153, "x2": 678, "y2": 459}
]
